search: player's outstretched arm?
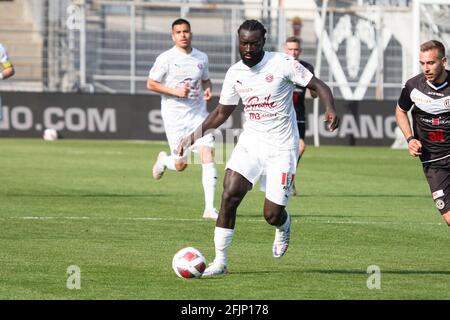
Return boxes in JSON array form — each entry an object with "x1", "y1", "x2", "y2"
[
  {"x1": 307, "y1": 77, "x2": 339, "y2": 131},
  {"x1": 177, "y1": 103, "x2": 236, "y2": 156},
  {"x1": 395, "y1": 105, "x2": 422, "y2": 157}
]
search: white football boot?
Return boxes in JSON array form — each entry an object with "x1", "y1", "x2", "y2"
[
  {"x1": 202, "y1": 262, "x2": 228, "y2": 277},
  {"x1": 152, "y1": 151, "x2": 167, "y2": 180},
  {"x1": 202, "y1": 208, "x2": 219, "y2": 220},
  {"x1": 272, "y1": 213, "x2": 291, "y2": 258}
]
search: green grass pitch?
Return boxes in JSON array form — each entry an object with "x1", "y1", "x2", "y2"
[{"x1": 0, "y1": 138, "x2": 449, "y2": 299}]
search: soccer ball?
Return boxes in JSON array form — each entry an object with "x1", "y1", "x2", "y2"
[
  {"x1": 43, "y1": 128, "x2": 59, "y2": 141},
  {"x1": 172, "y1": 247, "x2": 206, "y2": 279}
]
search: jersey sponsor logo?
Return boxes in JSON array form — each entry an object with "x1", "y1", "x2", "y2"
[
  {"x1": 243, "y1": 94, "x2": 278, "y2": 111},
  {"x1": 432, "y1": 189, "x2": 445, "y2": 200},
  {"x1": 411, "y1": 89, "x2": 450, "y2": 114},
  {"x1": 420, "y1": 117, "x2": 450, "y2": 125},
  {"x1": 265, "y1": 73, "x2": 274, "y2": 83},
  {"x1": 237, "y1": 87, "x2": 253, "y2": 94},
  {"x1": 411, "y1": 92, "x2": 433, "y2": 105},
  {"x1": 427, "y1": 91, "x2": 444, "y2": 97}
]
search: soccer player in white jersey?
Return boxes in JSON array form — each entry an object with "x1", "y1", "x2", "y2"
[
  {"x1": 177, "y1": 20, "x2": 339, "y2": 276},
  {"x1": 0, "y1": 43, "x2": 15, "y2": 120},
  {"x1": 147, "y1": 19, "x2": 218, "y2": 220},
  {"x1": 0, "y1": 43, "x2": 14, "y2": 80}
]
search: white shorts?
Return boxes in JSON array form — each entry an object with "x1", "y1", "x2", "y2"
[{"x1": 226, "y1": 133, "x2": 298, "y2": 206}]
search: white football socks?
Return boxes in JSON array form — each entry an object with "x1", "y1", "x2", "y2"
[
  {"x1": 202, "y1": 162, "x2": 217, "y2": 211},
  {"x1": 160, "y1": 154, "x2": 176, "y2": 170},
  {"x1": 214, "y1": 227, "x2": 234, "y2": 266}
]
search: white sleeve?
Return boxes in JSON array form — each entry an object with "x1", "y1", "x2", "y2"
[
  {"x1": 0, "y1": 44, "x2": 9, "y2": 64},
  {"x1": 219, "y1": 68, "x2": 240, "y2": 105},
  {"x1": 285, "y1": 58, "x2": 313, "y2": 87},
  {"x1": 202, "y1": 55, "x2": 210, "y2": 81},
  {"x1": 148, "y1": 55, "x2": 168, "y2": 82}
]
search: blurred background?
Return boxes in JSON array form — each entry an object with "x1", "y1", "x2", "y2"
[
  {"x1": 0, "y1": 0, "x2": 449, "y2": 144},
  {"x1": 1, "y1": 0, "x2": 448, "y2": 99}
]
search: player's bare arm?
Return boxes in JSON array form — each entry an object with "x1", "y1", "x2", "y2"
[
  {"x1": 395, "y1": 105, "x2": 422, "y2": 157},
  {"x1": 307, "y1": 76, "x2": 339, "y2": 131},
  {"x1": 309, "y1": 89, "x2": 318, "y2": 98},
  {"x1": 177, "y1": 103, "x2": 236, "y2": 156},
  {"x1": 147, "y1": 79, "x2": 190, "y2": 98},
  {"x1": 0, "y1": 62, "x2": 14, "y2": 80},
  {"x1": 202, "y1": 79, "x2": 212, "y2": 101},
  {"x1": 0, "y1": 66, "x2": 14, "y2": 79}
]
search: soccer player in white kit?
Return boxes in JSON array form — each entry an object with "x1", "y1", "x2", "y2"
[
  {"x1": 0, "y1": 43, "x2": 15, "y2": 120},
  {"x1": 178, "y1": 20, "x2": 339, "y2": 276},
  {"x1": 147, "y1": 19, "x2": 218, "y2": 220},
  {"x1": 0, "y1": 43, "x2": 14, "y2": 80}
]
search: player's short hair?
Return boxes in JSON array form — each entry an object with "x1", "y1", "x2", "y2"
[
  {"x1": 172, "y1": 18, "x2": 191, "y2": 31},
  {"x1": 238, "y1": 19, "x2": 267, "y2": 38},
  {"x1": 285, "y1": 36, "x2": 301, "y2": 45},
  {"x1": 420, "y1": 40, "x2": 446, "y2": 59}
]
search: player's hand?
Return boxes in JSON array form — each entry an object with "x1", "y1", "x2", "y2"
[
  {"x1": 324, "y1": 110, "x2": 339, "y2": 131},
  {"x1": 203, "y1": 88, "x2": 212, "y2": 101},
  {"x1": 408, "y1": 139, "x2": 422, "y2": 157},
  {"x1": 176, "y1": 135, "x2": 193, "y2": 157},
  {"x1": 175, "y1": 82, "x2": 190, "y2": 98}
]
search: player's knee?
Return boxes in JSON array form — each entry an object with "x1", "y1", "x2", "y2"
[
  {"x1": 175, "y1": 162, "x2": 187, "y2": 171},
  {"x1": 221, "y1": 190, "x2": 243, "y2": 210},
  {"x1": 263, "y1": 209, "x2": 284, "y2": 226}
]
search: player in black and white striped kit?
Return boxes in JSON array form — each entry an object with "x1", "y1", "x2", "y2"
[{"x1": 395, "y1": 40, "x2": 450, "y2": 226}]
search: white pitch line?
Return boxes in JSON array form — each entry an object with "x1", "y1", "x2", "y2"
[{"x1": 2, "y1": 216, "x2": 443, "y2": 226}]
